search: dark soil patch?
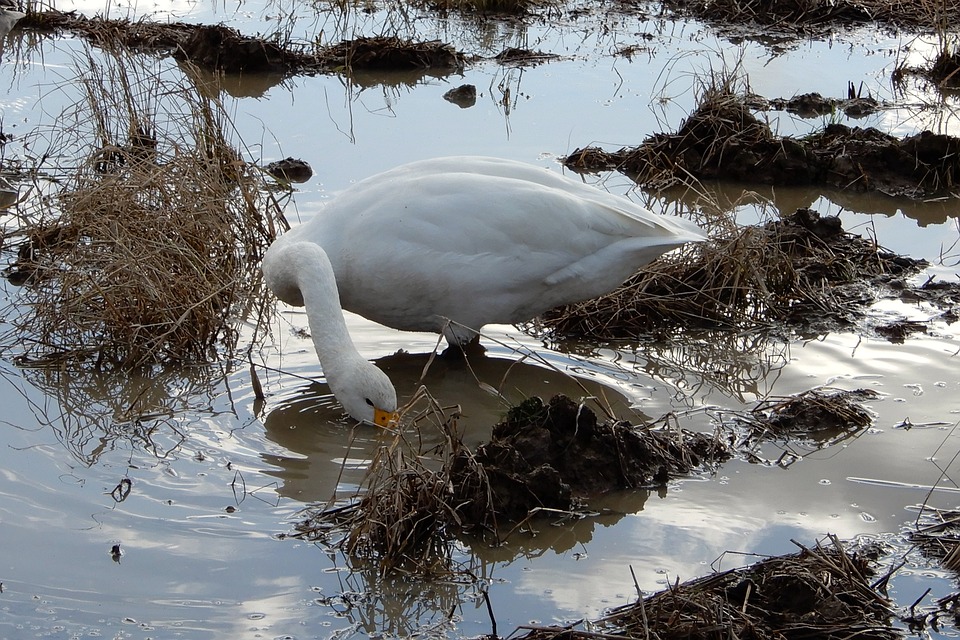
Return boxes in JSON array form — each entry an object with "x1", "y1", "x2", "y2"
[
  {"x1": 295, "y1": 394, "x2": 728, "y2": 571},
  {"x1": 19, "y1": 11, "x2": 466, "y2": 75},
  {"x1": 661, "y1": 0, "x2": 960, "y2": 32},
  {"x1": 318, "y1": 37, "x2": 463, "y2": 72},
  {"x1": 450, "y1": 395, "x2": 729, "y2": 523},
  {"x1": 753, "y1": 87, "x2": 882, "y2": 119},
  {"x1": 442, "y1": 84, "x2": 477, "y2": 108},
  {"x1": 541, "y1": 207, "x2": 932, "y2": 340},
  {"x1": 742, "y1": 388, "x2": 878, "y2": 444},
  {"x1": 516, "y1": 535, "x2": 897, "y2": 640},
  {"x1": 264, "y1": 157, "x2": 313, "y2": 184},
  {"x1": 493, "y1": 47, "x2": 560, "y2": 65},
  {"x1": 563, "y1": 89, "x2": 960, "y2": 199}
]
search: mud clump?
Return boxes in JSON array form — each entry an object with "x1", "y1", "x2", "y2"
[
  {"x1": 450, "y1": 395, "x2": 729, "y2": 522},
  {"x1": 744, "y1": 388, "x2": 878, "y2": 444},
  {"x1": 264, "y1": 157, "x2": 313, "y2": 184},
  {"x1": 296, "y1": 395, "x2": 728, "y2": 572},
  {"x1": 20, "y1": 12, "x2": 465, "y2": 75},
  {"x1": 174, "y1": 24, "x2": 294, "y2": 74},
  {"x1": 519, "y1": 535, "x2": 897, "y2": 640},
  {"x1": 565, "y1": 89, "x2": 960, "y2": 199},
  {"x1": 661, "y1": 0, "x2": 960, "y2": 31}
]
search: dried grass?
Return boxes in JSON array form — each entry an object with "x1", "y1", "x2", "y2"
[
  {"x1": 540, "y1": 208, "x2": 923, "y2": 340},
  {"x1": 293, "y1": 391, "x2": 475, "y2": 576},
  {"x1": 518, "y1": 535, "x2": 897, "y2": 640},
  {"x1": 294, "y1": 392, "x2": 727, "y2": 575},
  {"x1": 2, "y1": 48, "x2": 283, "y2": 366}
]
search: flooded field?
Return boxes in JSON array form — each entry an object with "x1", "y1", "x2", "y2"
[{"x1": 1, "y1": 0, "x2": 959, "y2": 638}]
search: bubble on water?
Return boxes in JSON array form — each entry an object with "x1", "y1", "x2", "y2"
[
  {"x1": 819, "y1": 479, "x2": 832, "y2": 485},
  {"x1": 860, "y1": 512, "x2": 876, "y2": 523}
]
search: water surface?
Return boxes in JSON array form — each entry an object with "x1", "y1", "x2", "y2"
[{"x1": 1, "y1": 1, "x2": 959, "y2": 638}]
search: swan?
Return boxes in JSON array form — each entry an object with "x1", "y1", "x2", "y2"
[{"x1": 262, "y1": 156, "x2": 705, "y2": 426}]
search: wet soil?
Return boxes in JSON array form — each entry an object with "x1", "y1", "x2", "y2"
[
  {"x1": 450, "y1": 395, "x2": 729, "y2": 523},
  {"x1": 19, "y1": 12, "x2": 465, "y2": 75},
  {"x1": 564, "y1": 91, "x2": 960, "y2": 199},
  {"x1": 518, "y1": 535, "x2": 898, "y2": 640}
]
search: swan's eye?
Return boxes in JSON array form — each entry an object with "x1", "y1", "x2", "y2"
[{"x1": 364, "y1": 398, "x2": 374, "y2": 407}]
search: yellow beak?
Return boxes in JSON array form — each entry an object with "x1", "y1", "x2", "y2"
[{"x1": 373, "y1": 407, "x2": 399, "y2": 428}]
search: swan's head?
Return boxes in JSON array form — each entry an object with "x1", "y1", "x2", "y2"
[{"x1": 329, "y1": 359, "x2": 399, "y2": 427}]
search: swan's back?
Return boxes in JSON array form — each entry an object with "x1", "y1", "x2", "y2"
[{"x1": 270, "y1": 156, "x2": 704, "y2": 340}]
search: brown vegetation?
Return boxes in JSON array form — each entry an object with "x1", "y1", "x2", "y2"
[
  {"x1": 517, "y1": 535, "x2": 897, "y2": 640},
  {"x1": 564, "y1": 87, "x2": 960, "y2": 199},
  {"x1": 540, "y1": 208, "x2": 926, "y2": 340},
  {"x1": 2, "y1": 51, "x2": 284, "y2": 366}
]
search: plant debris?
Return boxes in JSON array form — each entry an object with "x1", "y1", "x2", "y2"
[
  {"x1": 1, "y1": 51, "x2": 283, "y2": 366},
  {"x1": 540, "y1": 207, "x2": 927, "y2": 340},
  {"x1": 564, "y1": 87, "x2": 960, "y2": 199},
  {"x1": 516, "y1": 535, "x2": 897, "y2": 640},
  {"x1": 295, "y1": 394, "x2": 727, "y2": 573},
  {"x1": 742, "y1": 388, "x2": 878, "y2": 444},
  {"x1": 451, "y1": 395, "x2": 729, "y2": 522},
  {"x1": 20, "y1": 11, "x2": 466, "y2": 75}
]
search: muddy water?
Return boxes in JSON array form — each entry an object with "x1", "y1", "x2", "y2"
[{"x1": 1, "y1": 1, "x2": 959, "y2": 638}]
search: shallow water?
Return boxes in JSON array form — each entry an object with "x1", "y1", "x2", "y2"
[{"x1": 1, "y1": 1, "x2": 960, "y2": 638}]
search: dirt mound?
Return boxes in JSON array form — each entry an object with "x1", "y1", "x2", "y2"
[
  {"x1": 295, "y1": 394, "x2": 727, "y2": 572},
  {"x1": 451, "y1": 395, "x2": 729, "y2": 522},
  {"x1": 564, "y1": 89, "x2": 960, "y2": 199},
  {"x1": 20, "y1": 12, "x2": 465, "y2": 75},
  {"x1": 519, "y1": 535, "x2": 897, "y2": 640},
  {"x1": 742, "y1": 388, "x2": 878, "y2": 446}
]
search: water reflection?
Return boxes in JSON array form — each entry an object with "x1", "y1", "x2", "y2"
[
  {"x1": 655, "y1": 179, "x2": 960, "y2": 228},
  {"x1": 550, "y1": 329, "x2": 791, "y2": 406},
  {"x1": 7, "y1": 362, "x2": 238, "y2": 465},
  {"x1": 262, "y1": 348, "x2": 643, "y2": 502}
]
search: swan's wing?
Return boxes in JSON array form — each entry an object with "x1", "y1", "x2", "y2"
[
  {"x1": 329, "y1": 171, "x2": 701, "y2": 286},
  {"x1": 280, "y1": 161, "x2": 705, "y2": 330}
]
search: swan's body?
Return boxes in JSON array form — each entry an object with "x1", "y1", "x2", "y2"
[{"x1": 263, "y1": 156, "x2": 704, "y2": 425}]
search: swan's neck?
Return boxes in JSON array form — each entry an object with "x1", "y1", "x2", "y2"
[{"x1": 272, "y1": 242, "x2": 367, "y2": 378}]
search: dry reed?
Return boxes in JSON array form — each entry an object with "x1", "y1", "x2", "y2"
[
  {"x1": 294, "y1": 392, "x2": 474, "y2": 576},
  {"x1": 518, "y1": 535, "x2": 897, "y2": 640},
  {"x1": 295, "y1": 392, "x2": 728, "y2": 575},
  {"x1": 540, "y1": 208, "x2": 924, "y2": 340},
  {"x1": 3, "y1": 48, "x2": 283, "y2": 366}
]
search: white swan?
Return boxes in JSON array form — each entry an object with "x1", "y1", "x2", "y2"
[{"x1": 262, "y1": 156, "x2": 705, "y2": 426}]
